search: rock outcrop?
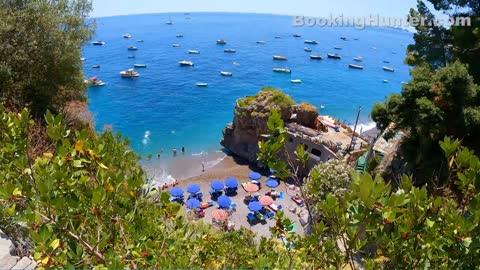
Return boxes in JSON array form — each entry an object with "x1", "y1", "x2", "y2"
[{"x1": 221, "y1": 88, "x2": 319, "y2": 164}]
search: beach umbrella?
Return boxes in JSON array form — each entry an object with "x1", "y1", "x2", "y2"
[
  {"x1": 259, "y1": 195, "x2": 274, "y2": 206},
  {"x1": 244, "y1": 183, "x2": 260, "y2": 193},
  {"x1": 225, "y1": 177, "x2": 239, "y2": 188},
  {"x1": 217, "y1": 195, "x2": 232, "y2": 208},
  {"x1": 266, "y1": 178, "x2": 280, "y2": 188},
  {"x1": 187, "y1": 184, "x2": 201, "y2": 194},
  {"x1": 249, "y1": 172, "x2": 262, "y2": 180},
  {"x1": 211, "y1": 180, "x2": 224, "y2": 191},
  {"x1": 248, "y1": 201, "x2": 263, "y2": 212},
  {"x1": 186, "y1": 198, "x2": 201, "y2": 209},
  {"x1": 170, "y1": 187, "x2": 184, "y2": 197},
  {"x1": 212, "y1": 209, "x2": 228, "y2": 221}
]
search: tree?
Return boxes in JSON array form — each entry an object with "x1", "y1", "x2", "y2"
[{"x1": 0, "y1": 0, "x2": 94, "y2": 117}]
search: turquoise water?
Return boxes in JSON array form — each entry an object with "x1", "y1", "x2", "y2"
[{"x1": 84, "y1": 13, "x2": 412, "y2": 159}]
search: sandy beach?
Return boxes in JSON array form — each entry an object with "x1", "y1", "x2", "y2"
[{"x1": 164, "y1": 155, "x2": 309, "y2": 240}]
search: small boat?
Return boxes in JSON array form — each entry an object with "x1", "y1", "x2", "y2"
[
  {"x1": 80, "y1": 57, "x2": 86, "y2": 61},
  {"x1": 354, "y1": 38, "x2": 359, "y2": 41},
  {"x1": 92, "y1": 41, "x2": 105, "y2": 46},
  {"x1": 304, "y1": 47, "x2": 312, "y2": 52},
  {"x1": 291, "y1": 79, "x2": 302, "y2": 83},
  {"x1": 293, "y1": 34, "x2": 302, "y2": 38},
  {"x1": 92, "y1": 65, "x2": 101, "y2": 68},
  {"x1": 383, "y1": 80, "x2": 389, "y2": 83},
  {"x1": 383, "y1": 60, "x2": 390, "y2": 63},
  {"x1": 127, "y1": 45, "x2": 138, "y2": 51},
  {"x1": 166, "y1": 19, "x2": 174, "y2": 25},
  {"x1": 383, "y1": 66, "x2": 395, "y2": 72},
  {"x1": 334, "y1": 47, "x2": 342, "y2": 50},
  {"x1": 123, "y1": 33, "x2": 132, "y2": 39},
  {"x1": 216, "y1": 39, "x2": 227, "y2": 45},
  {"x1": 87, "y1": 76, "x2": 106, "y2": 86},
  {"x1": 188, "y1": 50, "x2": 200, "y2": 54},
  {"x1": 127, "y1": 56, "x2": 135, "y2": 59},
  {"x1": 232, "y1": 61, "x2": 240, "y2": 66},
  {"x1": 371, "y1": 47, "x2": 377, "y2": 50},
  {"x1": 349, "y1": 64, "x2": 364, "y2": 69},
  {"x1": 221, "y1": 71, "x2": 233, "y2": 76},
  {"x1": 224, "y1": 49, "x2": 236, "y2": 53},
  {"x1": 273, "y1": 67, "x2": 291, "y2": 73},
  {"x1": 340, "y1": 37, "x2": 347, "y2": 41},
  {"x1": 274, "y1": 36, "x2": 281, "y2": 39},
  {"x1": 172, "y1": 43, "x2": 181, "y2": 47},
  {"x1": 137, "y1": 39, "x2": 144, "y2": 42},
  {"x1": 134, "y1": 64, "x2": 147, "y2": 68},
  {"x1": 327, "y1": 53, "x2": 342, "y2": 59},
  {"x1": 304, "y1": 40, "x2": 318, "y2": 45},
  {"x1": 176, "y1": 34, "x2": 184, "y2": 38},
  {"x1": 179, "y1": 60, "x2": 194, "y2": 66},
  {"x1": 120, "y1": 69, "x2": 140, "y2": 78},
  {"x1": 273, "y1": 55, "x2": 288, "y2": 61},
  {"x1": 196, "y1": 82, "x2": 208, "y2": 87},
  {"x1": 353, "y1": 57, "x2": 363, "y2": 62},
  {"x1": 310, "y1": 55, "x2": 323, "y2": 60},
  {"x1": 256, "y1": 41, "x2": 266, "y2": 44}
]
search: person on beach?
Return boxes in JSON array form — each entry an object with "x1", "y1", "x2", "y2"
[
  {"x1": 202, "y1": 161, "x2": 205, "y2": 172},
  {"x1": 157, "y1": 153, "x2": 161, "y2": 159},
  {"x1": 182, "y1": 147, "x2": 185, "y2": 154},
  {"x1": 173, "y1": 148, "x2": 177, "y2": 157}
]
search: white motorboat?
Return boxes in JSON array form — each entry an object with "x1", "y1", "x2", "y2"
[
  {"x1": 221, "y1": 71, "x2": 233, "y2": 76},
  {"x1": 256, "y1": 41, "x2": 266, "y2": 44},
  {"x1": 310, "y1": 55, "x2": 323, "y2": 60},
  {"x1": 340, "y1": 37, "x2": 347, "y2": 41},
  {"x1": 127, "y1": 45, "x2": 138, "y2": 51},
  {"x1": 196, "y1": 82, "x2": 208, "y2": 87},
  {"x1": 304, "y1": 40, "x2": 318, "y2": 45},
  {"x1": 166, "y1": 19, "x2": 174, "y2": 25},
  {"x1": 80, "y1": 57, "x2": 86, "y2": 61},
  {"x1": 123, "y1": 33, "x2": 132, "y2": 39},
  {"x1": 120, "y1": 69, "x2": 140, "y2": 78},
  {"x1": 291, "y1": 79, "x2": 302, "y2": 83},
  {"x1": 383, "y1": 80, "x2": 389, "y2": 83},
  {"x1": 327, "y1": 53, "x2": 342, "y2": 59},
  {"x1": 304, "y1": 47, "x2": 312, "y2": 52},
  {"x1": 179, "y1": 60, "x2": 194, "y2": 66},
  {"x1": 334, "y1": 46, "x2": 342, "y2": 50},
  {"x1": 172, "y1": 43, "x2": 181, "y2": 47},
  {"x1": 224, "y1": 49, "x2": 236, "y2": 53},
  {"x1": 273, "y1": 55, "x2": 288, "y2": 61},
  {"x1": 383, "y1": 66, "x2": 395, "y2": 72},
  {"x1": 134, "y1": 64, "x2": 147, "y2": 68},
  {"x1": 176, "y1": 34, "x2": 184, "y2": 38},
  {"x1": 216, "y1": 39, "x2": 227, "y2": 45},
  {"x1": 274, "y1": 36, "x2": 281, "y2": 39},
  {"x1": 92, "y1": 65, "x2": 101, "y2": 68},
  {"x1": 272, "y1": 67, "x2": 291, "y2": 73},
  {"x1": 349, "y1": 64, "x2": 364, "y2": 69},
  {"x1": 137, "y1": 39, "x2": 144, "y2": 42},
  {"x1": 353, "y1": 57, "x2": 363, "y2": 62},
  {"x1": 188, "y1": 50, "x2": 200, "y2": 54},
  {"x1": 87, "y1": 76, "x2": 106, "y2": 86},
  {"x1": 92, "y1": 41, "x2": 105, "y2": 46},
  {"x1": 293, "y1": 34, "x2": 302, "y2": 38}
]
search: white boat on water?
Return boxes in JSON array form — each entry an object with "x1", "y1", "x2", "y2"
[
  {"x1": 304, "y1": 40, "x2": 318, "y2": 45},
  {"x1": 273, "y1": 67, "x2": 291, "y2": 73},
  {"x1": 179, "y1": 60, "x2": 194, "y2": 66},
  {"x1": 166, "y1": 19, "x2": 174, "y2": 25},
  {"x1": 87, "y1": 77, "x2": 106, "y2": 86},
  {"x1": 334, "y1": 46, "x2": 342, "y2": 50},
  {"x1": 221, "y1": 71, "x2": 233, "y2": 76},
  {"x1": 80, "y1": 57, "x2": 86, "y2": 61},
  {"x1": 134, "y1": 64, "x2": 147, "y2": 68},
  {"x1": 383, "y1": 80, "x2": 389, "y2": 83},
  {"x1": 256, "y1": 41, "x2": 266, "y2": 44},
  {"x1": 293, "y1": 34, "x2": 302, "y2": 38},
  {"x1": 127, "y1": 45, "x2": 138, "y2": 51},
  {"x1": 172, "y1": 43, "x2": 181, "y2": 47},
  {"x1": 273, "y1": 55, "x2": 288, "y2": 61},
  {"x1": 137, "y1": 39, "x2": 144, "y2": 42},
  {"x1": 92, "y1": 65, "x2": 101, "y2": 68},
  {"x1": 120, "y1": 69, "x2": 140, "y2": 78},
  {"x1": 310, "y1": 55, "x2": 323, "y2": 60},
  {"x1": 123, "y1": 33, "x2": 132, "y2": 39},
  {"x1": 353, "y1": 57, "x2": 363, "y2": 62},
  {"x1": 196, "y1": 82, "x2": 208, "y2": 87},
  {"x1": 327, "y1": 53, "x2": 342, "y2": 59},
  {"x1": 383, "y1": 66, "x2": 395, "y2": 72},
  {"x1": 304, "y1": 47, "x2": 312, "y2": 52},
  {"x1": 188, "y1": 50, "x2": 200, "y2": 54},
  {"x1": 127, "y1": 56, "x2": 135, "y2": 59},
  {"x1": 291, "y1": 79, "x2": 302, "y2": 83},
  {"x1": 224, "y1": 49, "x2": 236, "y2": 53},
  {"x1": 92, "y1": 41, "x2": 105, "y2": 46},
  {"x1": 349, "y1": 64, "x2": 364, "y2": 70},
  {"x1": 216, "y1": 39, "x2": 227, "y2": 45},
  {"x1": 176, "y1": 34, "x2": 183, "y2": 38}
]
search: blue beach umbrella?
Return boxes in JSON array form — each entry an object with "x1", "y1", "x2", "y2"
[
  {"x1": 217, "y1": 195, "x2": 232, "y2": 208},
  {"x1": 186, "y1": 198, "x2": 201, "y2": 209},
  {"x1": 248, "y1": 201, "x2": 263, "y2": 212},
  {"x1": 266, "y1": 178, "x2": 280, "y2": 188},
  {"x1": 249, "y1": 172, "x2": 262, "y2": 180},
  {"x1": 187, "y1": 184, "x2": 201, "y2": 194},
  {"x1": 211, "y1": 180, "x2": 224, "y2": 191},
  {"x1": 225, "y1": 177, "x2": 239, "y2": 188},
  {"x1": 170, "y1": 187, "x2": 184, "y2": 197}
]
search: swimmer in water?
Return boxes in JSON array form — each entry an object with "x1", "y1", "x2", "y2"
[
  {"x1": 173, "y1": 148, "x2": 177, "y2": 157},
  {"x1": 182, "y1": 146, "x2": 185, "y2": 154}
]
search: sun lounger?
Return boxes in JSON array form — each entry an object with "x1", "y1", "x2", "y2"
[
  {"x1": 291, "y1": 196, "x2": 305, "y2": 207},
  {"x1": 247, "y1": 213, "x2": 257, "y2": 222},
  {"x1": 269, "y1": 203, "x2": 282, "y2": 212}
]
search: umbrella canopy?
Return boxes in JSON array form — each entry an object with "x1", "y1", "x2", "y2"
[
  {"x1": 225, "y1": 177, "x2": 239, "y2": 188},
  {"x1": 170, "y1": 187, "x2": 184, "y2": 197},
  {"x1": 248, "y1": 201, "x2": 263, "y2": 212},
  {"x1": 249, "y1": 172, "x2": 262, "y2": 180},
  {"x1": 244, "y1": 183, "x2": 260, "y2": 193},
  {"x1": 217, "y1": 195, "x2": 232, "y2": 208},
  {"x1": 186, "y1": 198, "x2": 201, "y2": 209},
  {"x1": 211, "y1": 180, "x2": 224, "y2": 191},
  {"x1": 259, "y1": 195, "x2": 274, "y2": 206},
  {"x1": 212, "y1": 209, "x2": 228, "y2": 221},
  {"x1": 266, "y1": 178, "x2": 280, "y2": 188},
  {"x1": 187, "y1": 184, "x2": 201, "y2": 194}
]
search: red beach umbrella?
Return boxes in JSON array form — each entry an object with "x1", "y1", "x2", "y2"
[
  {"x1": 259, "y1": 195, "x2": 274, "y2": 206},
  {"x1": 245, "y1": 183, "x2": 260, "y2": 193},
  {"x1": 212, "y1": 209, "x2": 228, "y2": 221}
]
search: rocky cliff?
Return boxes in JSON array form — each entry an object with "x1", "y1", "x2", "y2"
[{"x1": 221, "y1": 88, "x2": 319, "y2": 163}]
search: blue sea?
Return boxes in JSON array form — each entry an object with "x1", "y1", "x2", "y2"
[{"x1": 83, "y1": 13, "x2": 412, "y2": 179}]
